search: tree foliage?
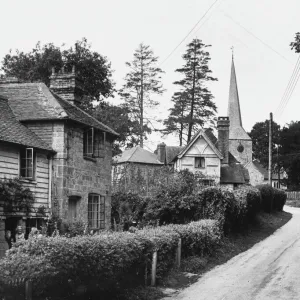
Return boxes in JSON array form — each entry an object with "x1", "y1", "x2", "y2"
[
  {"x1": 280, "y1": 121, "x2": 300, "y2": 189},
  {"x1": 93, "y1": 102, "x2": 141, "y2": 155},
  {"x1": 164, "y1": 38, "x2": 217, "y2": 143},
  {"x1": 1, "y1": 38, "x2": 115, "y2": 109},
  {"x1": 120, "y1": 43, "x2": 165, "y2": 147},
  {"x1": 290, "y1": 32, "x2": 300, "y2": 53},
  {"x1": 249, "y1": 119, "x2": 281, "y2": 169}
]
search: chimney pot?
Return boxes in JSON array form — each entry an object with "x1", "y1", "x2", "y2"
[{"x1": 157, "y1": 142, "x2": 166, "y2": 164}]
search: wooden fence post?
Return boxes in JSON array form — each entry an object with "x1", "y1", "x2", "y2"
[
  {"x1": 151, "y1": 251, "x2": 158, "y2": 286},
  {"x1": 25, "y1": 280, "x2": 32, "y2": 300},
  {"x1": 176, "y1": 238, "x2": 182, "y2": 268}
]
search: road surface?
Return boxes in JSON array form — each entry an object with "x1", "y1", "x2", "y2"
[{"x1": 168, "y1": 206, "x2": 300, "y2": 300}]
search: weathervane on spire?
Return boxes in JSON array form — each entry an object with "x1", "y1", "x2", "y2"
[{"x1": 231, "y1": 46, "x2": 234, "y2": 60}]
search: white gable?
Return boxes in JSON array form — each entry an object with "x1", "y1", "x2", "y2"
[{"x1": 185, "y1": 135, "x2": 215, "y2": 156}]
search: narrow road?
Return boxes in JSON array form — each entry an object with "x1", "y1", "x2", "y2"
[{"x1": 169, "y1": 206, "x2": 300, "y2": 300}]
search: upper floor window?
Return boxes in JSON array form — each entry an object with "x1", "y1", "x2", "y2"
[
  {"x1": 88, "y1": 194, "x2": 105, "y2": 229},
  {"x1": 20, "y1": 148, "x2": 35, "y2": 179},
  {"x1": 83, "y1": 128, "x2": 105, "y2": 158},
  {"x1": 195, "y1": 157, "x2": 205, "y2": 168}
]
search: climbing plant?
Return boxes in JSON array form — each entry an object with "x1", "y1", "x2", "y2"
[{"x1": 0, "y1": 178, "x2": 34, "y2": 214}]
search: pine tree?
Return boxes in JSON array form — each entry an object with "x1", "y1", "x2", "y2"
[
  {"x1": 120, "y1": 43, "x2": 165, "y2": 148},
  {"x1": 165, "y1": 38, "x2": 217, "y2": 143}
]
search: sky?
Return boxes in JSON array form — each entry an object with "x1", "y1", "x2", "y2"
[{"x1": 1, "y1": 0, "x2": 300, "y2": 151}]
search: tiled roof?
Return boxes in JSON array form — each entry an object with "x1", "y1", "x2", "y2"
[
  {"x1": 113, "y1": 146, "x2": 163, "y2": 165},
  {"x1": 0, "y1": 82, "x2": 118, "y2": 137},
  {"x1": 165, "y1": 146, "x2": 185, "y2": 164},
  {"x1": 0, "y1": 96, "x2": 53, "y2": 151}
]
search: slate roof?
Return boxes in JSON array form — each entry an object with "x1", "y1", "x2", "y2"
[
  {"x1": 0, "y1": 82, "x2": 118, "y2": 137},
  {"x1": 113, "y1": 146, "x2": 163, "y2": 165},
  {"x1": 0, "y1": 96, "x2": 53, "y2": 151}
]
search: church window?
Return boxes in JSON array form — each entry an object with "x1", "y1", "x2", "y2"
[{"x1": 195, "y1": 157, "x2": 205, "y2": 168}]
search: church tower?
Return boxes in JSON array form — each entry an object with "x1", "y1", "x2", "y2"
[{"x1": 227, "y1": 57, "x2": 252, "y2": 165}]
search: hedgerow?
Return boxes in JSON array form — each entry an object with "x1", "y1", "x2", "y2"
[
  {"x1": 0, "y1": 220, "x2": 220, "y2": 298},
  {"x1": 273, "y1": 188, "x2": 287, "y2": 211},
  {"x1": 256, "y1": 184, "x2": 274, "y2": 213}
]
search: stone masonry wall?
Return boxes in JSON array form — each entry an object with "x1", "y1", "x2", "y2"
[{"x1": 53, "y1": 123, "x2": 112, "y2": 229}]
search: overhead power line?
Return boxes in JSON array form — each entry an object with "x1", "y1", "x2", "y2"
[
  {"x1": 275, "y1": 55, "x2": 300, "y2": 116},
  {"x1": 223, "y1": 13, "x2": 292, "y2": 64},
  {"x1": 159, "y1": 0, "x2": 221, "y2": 66}
]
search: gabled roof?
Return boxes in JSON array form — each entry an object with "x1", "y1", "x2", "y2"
[
  {"x1": 0, "y1": 82, "x2": 118, "y2": 137},
  {"x1": 227, "y1": 58, "x2": 251, "y2": 141},
  {"x1": 0, "y1": 96, "x2": 53, "y2": 152},
  {"x1": 177, "y1": 128, "x2": 223, "y2": 159},
  {"x1": 113, "y1": 146, "x2": 163, "y2": 165},
  {"x1": 166, "y1": 146, "x2": 185, "y2": 164}
]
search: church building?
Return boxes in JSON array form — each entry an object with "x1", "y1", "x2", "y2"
[{"x1": 227, "y1": 57, "x2": 266, "y2": 186}]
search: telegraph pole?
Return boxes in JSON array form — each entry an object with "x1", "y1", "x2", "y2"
[{"x1": 269, "y1": 113, "x2": 273, "y2": 186}]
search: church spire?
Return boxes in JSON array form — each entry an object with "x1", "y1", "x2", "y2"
[{"x1": 227, "y1": 56, "x2": 251, "y2": 140}]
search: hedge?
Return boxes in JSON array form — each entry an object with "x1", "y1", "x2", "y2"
[
  {"x1": 256, "y1": 184, "x2": 274, "y2": 213},
  {"x1": 273, "y1": 188, "x2": 287, "y2": 211},
  {"x1": 0, "y1": 219, "x2": 220, "y2": 298}
]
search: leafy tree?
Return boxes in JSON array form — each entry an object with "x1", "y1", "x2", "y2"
[
  {"x1": 93, "y1": 102, "x2": 141, "y2": 155},
  {"x1": 290, "y1": 32, "x2": 300, "y2": 53},
  {"x1": 167, "y1": 38, "x2": 217, "y2": 143},
  {"x1": 249, "y1": 120, "x2": 281, "y2": 169},
  {"x1": 280, "y1": 121, "x2": 300, "y2": 189},
  {"x1": 119, "y1": 43, "x2": 165, "y2": 148},
  {"x1": 1, "y1": 38, "x2": 115, "y2": 110}
]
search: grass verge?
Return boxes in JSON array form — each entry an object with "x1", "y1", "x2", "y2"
[{"x1": 123, "y1": 211, "x2": 292, "y2": 300}]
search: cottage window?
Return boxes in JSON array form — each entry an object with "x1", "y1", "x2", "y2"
[
  {"x1": 88, "y1": 194, "x2": 105, "y2": 229},
  {"x1": 195, "y1": 157, "x2": 205, "y2": 168},
  {"x1": 20, "y1": 148, "x2": 35, "y2": 179},
  {"x1": 83, "y1": 128, "x2": 105, "y2": 158}
]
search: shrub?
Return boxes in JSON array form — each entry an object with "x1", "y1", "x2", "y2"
[
  {"x1": 61, "y1": 219, "x2": 88, "y2": 237},
  {"x1": 0, "y1": 219, "x2": 220, "y2": 297},
  {"x1": 111, "y1": 192, "x2": 147, "y2": 230},
  {"x1": 256, "y1": 184, "x2": 274, "y2": 213},
  {"x1": 165, "y1": 220, "x2": 221, "y2": 257},
  {"x1": 144, "y1": 170, "x2": 201, "y2": 225},
  {"x1": 273, "y1": 189, "x2": 287, "y2": 211}
]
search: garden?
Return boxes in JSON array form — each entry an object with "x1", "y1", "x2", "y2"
[{"x1": 0, "y1": 171, "x2": 288, "y2": 300}]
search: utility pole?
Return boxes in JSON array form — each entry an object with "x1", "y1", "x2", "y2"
[{"x1": 269, "y1": 112, "x2": 273, "y2": 186}]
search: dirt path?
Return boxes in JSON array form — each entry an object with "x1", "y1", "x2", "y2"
[{"x1": 167, "y1": 206, "x2": 300, "y2": 300}]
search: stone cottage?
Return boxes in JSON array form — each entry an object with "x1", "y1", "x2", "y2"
[
  {"x1": 0, "y1": 95, "x2": 55, "y2": 256},
  {"x1": 0, "y1": 67, "x2": 118, "y2": 246}
]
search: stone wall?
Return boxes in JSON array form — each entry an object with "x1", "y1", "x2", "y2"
[
  {"x1": 26, "y1": 120, "x2": 112, "y2": 229},
  {"x1": 246, "y1": 162, "x2": 265, "y2": 186}
]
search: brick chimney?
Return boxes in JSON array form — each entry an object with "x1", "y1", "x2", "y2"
[
  {"x1": 217, "y1": 117, "x2": 230, "y2": 165},
  {"x1": 50, "y1": 66, "x2": 84, "y2": 105},
  {"x1": 157, "y1": 142, "x2": 166, "y2": 164}
]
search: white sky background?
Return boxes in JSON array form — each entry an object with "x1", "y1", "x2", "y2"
[{"x1": 1, "y1": 0, "x2": 299, "y2": 152}]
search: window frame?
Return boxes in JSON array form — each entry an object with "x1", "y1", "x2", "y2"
[
  {"x1": 88, "y1": 193, "x2": 105, "y2": 229},
  {"x1": 83, "y1": 128, "x2": 105, "y2": 158},
  {"x1": 195, "y1": 157, "x2": 205, "y2": 169},
  {"x1": 20, "y1": 148, "x2": 35, "y2": 179}
]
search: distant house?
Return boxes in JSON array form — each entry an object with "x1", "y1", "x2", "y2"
[
  {"x1": 172, "y1": 117, "x2": 250, "y2": 189},
  {"x1": 112, "y1": 146, "x2": 163, "y2": 195},
  {"x1": 0, "y1": 95, "x2": 55, "y2": 256},
  {"x1": 0, "y1": 67, "x2": 118, "y2": 256}
]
